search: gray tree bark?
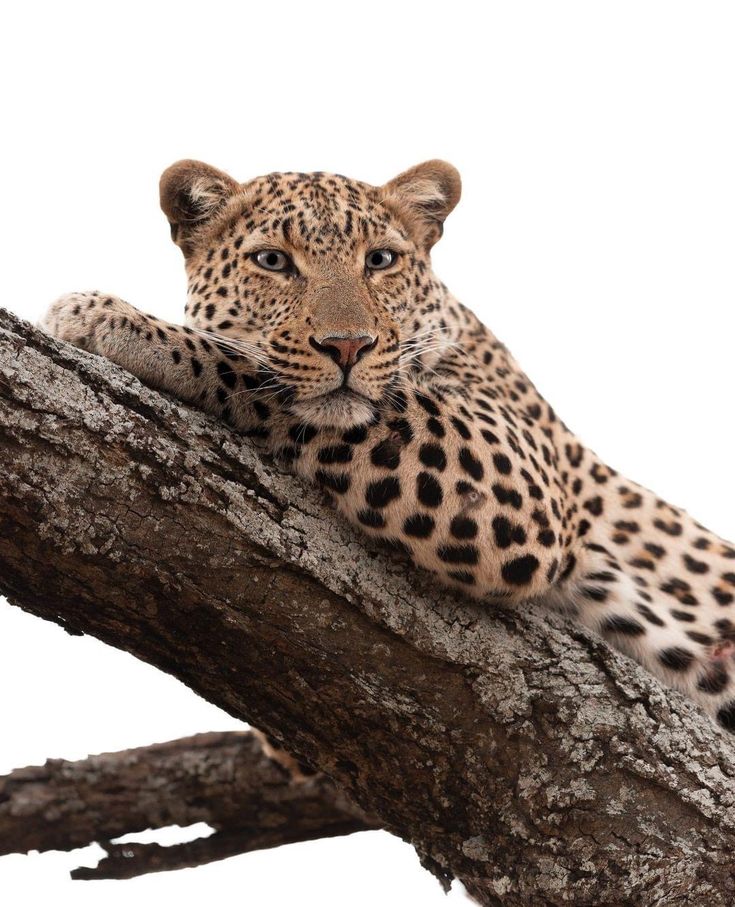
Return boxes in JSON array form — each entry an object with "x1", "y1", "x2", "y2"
[
  {"x1": 1, "y1": 307, "x2": 735, "y2": 905},
  {"x1": 0, "y1": 731, "x2": 374, "y2": 879}
]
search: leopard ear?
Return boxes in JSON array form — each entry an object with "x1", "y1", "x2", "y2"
[
  {"x1": 382, "y1": 160, "x2": 461, "y2": 249},
  {"x1": 160, "y1": 160, "x2": 240, "y2": 255}
]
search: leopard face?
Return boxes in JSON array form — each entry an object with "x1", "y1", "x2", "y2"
[{"x1": 160, "y1": 160, "x2": 461, "y2": 428}]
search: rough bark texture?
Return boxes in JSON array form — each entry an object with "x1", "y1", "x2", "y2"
[
  {"x1": 0, "y1": 731, "x2": 373, "y2": 879},
  {"x1": 2, "y1": 307, "x2": 735, "y2": 904}
]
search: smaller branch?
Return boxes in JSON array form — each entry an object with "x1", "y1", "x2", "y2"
[
  {"x1": 71, "y1": 819, "x2": 368, "y2": 881},
  {"x1": 0, "y1": 731, "x2": 376, "y2": 879}
]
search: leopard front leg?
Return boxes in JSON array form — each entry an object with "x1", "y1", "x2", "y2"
[
  {"x1": 285, "y1": 382, "x2": 567, "y2": 605},
  {"x1": 40, "y1": 291, "x2": 272, "y2": 435}
]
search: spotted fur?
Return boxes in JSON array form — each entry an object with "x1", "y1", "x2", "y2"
[{"x1": 40, "y1": 158, "x2": 735, "y2": 735}]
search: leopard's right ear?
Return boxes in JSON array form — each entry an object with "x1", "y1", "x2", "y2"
[{"x1": 159, "y1": 160, "x2": 240, "y2": 255}]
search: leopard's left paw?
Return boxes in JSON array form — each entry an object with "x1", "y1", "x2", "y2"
[{"x1": 38, "y1": 291, "x2": 109, "y2": 351}]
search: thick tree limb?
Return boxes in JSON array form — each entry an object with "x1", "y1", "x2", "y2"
[
  {"x1": 0, "y1": 731, "x2": 373, "y2": 879},
  {"x1": 3, "y1": 307, "x2": 735, "y2": 904}
]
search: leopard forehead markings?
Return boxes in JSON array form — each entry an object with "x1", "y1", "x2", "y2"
[{"x1": 41, "y1": 158, "x2": 735, "y2": 737}]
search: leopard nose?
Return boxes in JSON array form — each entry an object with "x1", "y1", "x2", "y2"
[{"x1": 309, "y1": 334, "x2": 378, "y2": 372}]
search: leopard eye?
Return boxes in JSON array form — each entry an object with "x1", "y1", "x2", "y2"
[
  {"x1": 366, "y1": 249, "x2": 397, "y2": 271},
  {"x1": 253, "y1": 249, "x2": 292, "y2": 272}
]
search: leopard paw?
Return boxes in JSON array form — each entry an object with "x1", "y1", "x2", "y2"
[{"x1": 38, "y1": 291, "x2": 109, "y2": 351}]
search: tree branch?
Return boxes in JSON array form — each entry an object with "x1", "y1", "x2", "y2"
[
  {"x1": 0, "y1": 731, "x2": 373, "y2": 880},
  {"x1": 3, "y1": 307, "x2": 735, "y2": 904}
]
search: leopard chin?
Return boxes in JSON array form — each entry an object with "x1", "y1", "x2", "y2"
[{"x1": 289, "y1": 389, "x2": 377, "y2": 430}]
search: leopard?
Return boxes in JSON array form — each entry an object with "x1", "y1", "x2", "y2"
[{"x1": 40, "y1": 158, "x2": 735, "y2": 743}]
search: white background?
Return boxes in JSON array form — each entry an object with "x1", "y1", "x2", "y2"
[{"x1": 1, "y1": 2, "x2": 735, "y2": 904}]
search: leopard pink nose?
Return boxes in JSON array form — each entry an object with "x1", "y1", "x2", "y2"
[{"x1": 309, "y1": 334, "x2": 378, "y2": 372}]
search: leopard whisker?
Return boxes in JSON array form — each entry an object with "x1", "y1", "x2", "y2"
[
  {"x1": 225, "y1": 375, "x2": 284, "y2": 401},
  {"x1": 188, "y1": 328, "x2": 273, "y2": 366}
]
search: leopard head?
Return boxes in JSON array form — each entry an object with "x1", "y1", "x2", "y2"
[{"x1": 159, "y1": 159, "x2": 461, "y2": 428}]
